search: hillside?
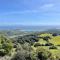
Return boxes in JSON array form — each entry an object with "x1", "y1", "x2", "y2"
[{"x1": 0, "y1": 30, "x2": 60, "y2": 60}]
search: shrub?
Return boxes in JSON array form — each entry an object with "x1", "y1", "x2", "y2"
[
  {"x1": 34, "y1": 43, "x2": 42, "y2": 47},
  {"x1": 0, "y1": 49, "x2": 6, "y2": 56},
  {"x1": 15, "y1": 34, "x2": 39, "y2": 45},
  {"x1": 11, "y1": 50, "x2": 32, "y2": 60},
  {"x1": 36, "y1": 47, "x2": 52, "y2": 60},
  {"x1": 57, "y1": 45, "x2": 60, "y2": 46},
  {"x1": 2, "y1": 43, "x2": 13, "y2": 54},
  {"x1": 52, "y1": 33, "x2": 58, "y2": 36},
  {"x1": 22, "y1": 43, "x2": 32, "y2": 51},
  {"x1": 0, "y1": 35, "x2": 13, "y2": 56},
  {"x1": 43, "y1": 36, "x2": 51, "y2": 42},
  {"x1": 49, "y1": 46, "x2": 57, "y2": 49},
  {"x1": 45, "y1": 43, "x2": 53, "y2": 46}
]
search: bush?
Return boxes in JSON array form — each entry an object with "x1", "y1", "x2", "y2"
[
  {"x1": 11, "y1": 50, "x2": 32, "y2": 60},
  {"x1": 45, "y1": 43, "x2": 53, "y2": 46},
  {"x1": 49, "y1": 46, "x2": 57, "y2": 49},
  {"x1": 13, "y1": 44, "x2": 17, "y2": 48},
  {"x1": 11, "y1": 42, "x2": 33, "y2": 60},
  {"x1": 52, "y1": 33, "x2": 58, "y2": 36},
  {"x1": 15, "y1": 34, "x2": 39, "y2": 45},
  {"x1": 2, "y1": 43, "x2": 13, "y2": 54},
  {"x1": 57, "y1": 45, "x2": 60, "y2": 46},
  {"x1": 50, "y1": 55, "x2": 60, "y2": 60},
  {"x1": 22, "y1": 43, "x2": 32, "y2": 51},
  {"x1": 43, "y1": 36, "x2": 51, "y2": 42},
  {"x1": 0, "y1": 35, "x2": 13, "y2": 56},
  {"x1": 36, "y1": 47, "x2": 52, "y2": 60},
  {"x1": 34, "y1": 43, "x2": 42, "y2": 47},
  {"x1": 0, "y1": 49, "x2": 6, "y2": 56}
]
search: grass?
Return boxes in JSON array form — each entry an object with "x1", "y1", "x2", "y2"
[
  {"x1": 49, "y1": 49, "x2": 60, "y2": 57},
  {"x1": 32, "y1": 33, "x2": 60, "y2": 57},
  {"x1": 38, "y1": 39, "x2": 47, "y2": 44},
  {"x1": 49, "y1": 36, "x2": 60, "y2": 45},
  {"x1": 39, "y1": 33, "x2": 52, "y2": 37}
]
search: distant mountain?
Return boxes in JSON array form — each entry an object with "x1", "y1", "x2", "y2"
[
  {"x1": 0, "y1": 25, "x2": 60, "y2": 31},
  {"x1": 42, "y1": 28, "x2": 60, "y2": 33}
]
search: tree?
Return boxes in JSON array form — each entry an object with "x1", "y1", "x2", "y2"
[
  {"x1": 34, "y1": 43, "x2": 42, "y2": 47},
  {"x1": 49, "y1": 46, "x2": 57, "y2": 49},
  {"x1": 43, "y1": 36, "x2": 51, "y2": 42},
  {"x1": 45, "y1": 43, "x2": 53, "y2": 46},
  {"x1": 2, "y1": 43, "x2": 13, "y2": 54},
  {"x1": 52, "y1": 33, "x2": 58, "y2": 36},
  {"x1": 0, "y1": 35, "x2": 13, "y2": 56},
  {"x1": 36, "y1": 47, "x2": 52, "y2": 60},
  {"x1": 11, "y1": 49, "x2": 32, "y2": 60}
]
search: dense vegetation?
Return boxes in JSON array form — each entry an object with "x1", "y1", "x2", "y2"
[{"x1": 0, "y1": 30, "x2": 60, "y2": 60}]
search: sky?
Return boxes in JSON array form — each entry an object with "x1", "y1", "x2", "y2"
[{"x1": 0, "y1": 0, "x2": 60, "y2": 26}]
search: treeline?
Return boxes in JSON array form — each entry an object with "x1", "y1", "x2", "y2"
[{"x1": 12, "y1": 34, "x2": 39, "y2": 45}]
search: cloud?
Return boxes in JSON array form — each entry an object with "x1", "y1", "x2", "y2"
[
  {"x1": 40, "y1": 4, "x2": 54, "y2": 9},
  {"x1": 0, "y1": 10, "x2": 41, "y2": 15},
  {"x1": 0, "y1": 3, "x2": 56, "y2": 16}
]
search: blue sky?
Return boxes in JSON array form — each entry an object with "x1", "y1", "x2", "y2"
[{"x1": 0, "y1": 0, "x2": 60, "y2": 26}]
